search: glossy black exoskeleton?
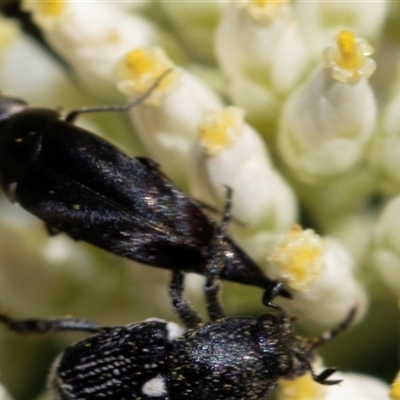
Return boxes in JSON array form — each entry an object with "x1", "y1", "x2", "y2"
[
  {"x1": 0, "y1": 81, "x2": 285, "y2": 294},
  {"x1": 0, "y1": 262, "x2": 355, "y2": 400}
]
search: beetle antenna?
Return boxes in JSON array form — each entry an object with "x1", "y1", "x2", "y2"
[
  {"x1": 309, "y1": 307, "x2": 357, "y2": 350},
  {"x1": 0, "y1": 312, "x2": 103, "y2": 334},
  {"x1": 65, "y1": 68, "x2": 172, "y2": 123}
]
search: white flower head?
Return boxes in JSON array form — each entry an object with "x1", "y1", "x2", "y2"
[
  {"x1": 276, "y1": 367, "x2": 327, "y2": 400},
  {"x1": 22, "y1": 0, "x2": 71, "y2": 30},
  {"x1": 116, "y1": 47, "x2": 224, "y2": 186},
  {"x1": 0, "y1": 383, "x2": 13, "y2": 400},
  {"x1": 323, "y1": 30, "x2": 376, "y2": 84},
  {"x1": 268, "y1": 225, "x2": 324, "y2": 292},
  {"x1": 369, "y1": 83, "x2": 400, "y2": 193},
  {"x1": 235, "y1": 0, "x2": 291, "y2": 23},
  {"x1": 116, "y1": 47, "x2": 179, "y2": 106},
  {"x1": 216, "y1": 0, "x2": 309, "y2": 94},
  {"x1": 190, "y1": 106, "x2": 297, "y2": 231},
  {"x1": 295, "y1": 1, "x2": 389, "y2": 59},
  {"x1": 0, "y1": 29, "x2": 95, "y2": 108},
  {"x1": 197, "y1": 106, "x2": 245, "y2": 157},
  {"x1": 370, "y1": 195, "x2": 400, "y2": 295},
  {"x1": 267, "y1": 226, "x2": 367, "y2": 327},
  {"x1": 278, "y1": 31, "x2": 377, "y2": 184},
  {"x1": 160, "y1": 0, "x2": 227, "y2": 62},
  {"x1": 22, "y1": 0, "x2": 159, "y2": 99},
  {"x1": 278, "y1": 370, "x2": 389, "y2": 400}
]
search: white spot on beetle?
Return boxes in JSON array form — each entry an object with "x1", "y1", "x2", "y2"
[
  {"x1": 166, "y1": 322, "x2": 185, "y2": 341},
  {"x1": 141, "y1": 375, "x2": 167, "y2": 396}
]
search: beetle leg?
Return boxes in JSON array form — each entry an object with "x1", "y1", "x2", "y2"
[
  {"x1": 204, "y1": 186, "x2": 234, "y2": 321},
  {"x1": 169, "y1": 270, "x2": 203, "y2": 329}
]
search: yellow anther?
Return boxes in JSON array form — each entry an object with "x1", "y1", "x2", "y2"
[
  {"x1": 124, "y1": 50, "x2": 158, "y2": 77},
  {"x1": 268, "y1": 225, "x2": 324, "y2": 291},
  {"x1": 390, "y1": 372, "x2": 400, "y2": 400},
  {"x1": 323, "y1": 30, "x2": 376, "y2": 83},
  {"x1": 237, "y1": 0, "x2": 289, "y2": 22},
  {"x1": 117, "y1": 47, "x2": 176, "y2": 102},
  {"x1": 335, "y1": 30, "x2": 364, "y2": 70},
  {"x1": 250, "y1": 0, "x2": 269, "y2": 8},
  {"x1": 277, "y1": 373, "x2": 326, "y2": 400},
  {"x1": 23, "y1": 0, "x2": 66, "y2": 17},
  {"x1": 199, "y1": 107, "x2": 244, "y2": 157}
]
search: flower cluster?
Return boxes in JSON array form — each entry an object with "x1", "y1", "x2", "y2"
[{"x1": 0, "y1": 1, "x2": 399, "y2": 399}]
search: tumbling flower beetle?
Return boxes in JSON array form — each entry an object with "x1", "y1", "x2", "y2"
[
  {"x1": 0, "y1": 73, "x2": 287, "y2": 296},
  {"x1": 0, "y1": 203, "x2": 355, "y2": 400}
]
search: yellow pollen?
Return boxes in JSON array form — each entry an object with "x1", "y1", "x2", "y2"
[
  {"x1": 239, "y1": 0, "x2": 289, "y2": 21},
  {"x1": 277, "y1": 373, "x2": 326, "y2": 400},
  {"x1": 335, "y1": 30, "x2": 364, "y2": 70},
  {"x1": 37, "y1": 0, "x2": 66, "y2": 17},
  {"x1": 323, "y1": 30, "x2": 375, "y2": 83},
  {"x1": 250, "y1": 0, "x2": 269, "y2": 7},
  {"x1": 124, "y1": 50, "x2": 157, "y2": 77},
  {"x1": 268, "y1": 225, "x2": 324, "y2": 291},
  {"x1": 249, "y1": 0, "x2": 288, "y2": 7},
  {"x1": 117, "y1": 47, "x2": 176, "y2": 100},
  {"x1": 390, "y1": 372, "x2": 400, "y2": 400},
  {"x1": 199, "y1": 107, "x2": 244, "y2": 157}
]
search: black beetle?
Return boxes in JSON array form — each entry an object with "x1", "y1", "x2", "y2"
[
  {"x1": 0, "y1": 261, "x2": 355, "y2": 400},
  {"x1": 0, "y1": 76, "x2": 286, "y2": 296}
]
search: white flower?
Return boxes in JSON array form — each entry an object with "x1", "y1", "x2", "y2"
[
  {"x1": 189, "y1": 106, "x2": 297, "y2": 233},
  {"x1": 22, "y1": 0, "x2": 159, "y2": 100},
  {"x1": 116, "y1": 47, "x2": 224, "y2": 187},
  {"x1": 277, "y1": 370, "x2": 389, "y2": 400},
  {"x1": 370, "y1": 195, "x2": 400, "y2": 295},
  {"x1": 0, "y1": 384, "x2": 13, "y2": 400},
  {"x1": 0, "y1": 30, "x2": 94, "y2": 109},
  {"x1": 216, "y1": 0, "x2": 309, "y2": 95},
  {"x1": 369, "y1": 85, "x2": 400, "y2": 193},
  {"x1": 295, "y1": 0, "x2": 389, "y2": 59},
  {"x1": 278, "y1": 31, "x2": 377, "y2": 184},
  {"x1": 160, "y1": 0, "x2": 227, "y2": 62},
  {"x1": 267, "y1": 226, "x2": 367, "y2": 327},
  {"x1": 322, "y1": 30, "x2": 376, "y2": 84}
]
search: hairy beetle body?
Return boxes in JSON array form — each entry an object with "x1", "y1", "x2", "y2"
[{"x1": 0, "y1": 269, "x2": 355, "y2": 400}]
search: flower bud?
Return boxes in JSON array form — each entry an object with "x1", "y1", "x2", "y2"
[
  {"x1": 267, "y1": 226, "x2": 367, "y2": 327},
  {"x1": 0, "y1": 384, "x2": 13, "y2": 400},
  {"x1": 278, "y1": 370, "x2": 389, "y2": 400},
  {"x1": 295, "y1": 1, "x2": 389, "y2": 59},
  {"x1": 116, "y1": 47, "x2": 224, "y2": 186},
  {"x1": 160, "y1": 0, "x2": 227, "y2": 62},
  {"x1": 22, "y1": 0, "x2": 159, "y2": 100},
  {"x1": 190, "y1": 106, "x2": 297, "y2": 232},
  {"x1": 370, "y1": 195, "x2": 400, "y2": 295},
  {"x1": 278, "y1": 31, "x2": 377, "y2": 184},
  {"x1": 0, "y1": 20, "x2": 95, "y2": 109},
  {"x1": 216, "y1": 0, "x2": 309, "y2": 95},
  {"x1": 369, "y1": 85, "x2": 400, "y2": 194}
]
